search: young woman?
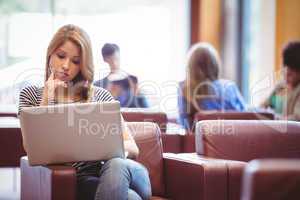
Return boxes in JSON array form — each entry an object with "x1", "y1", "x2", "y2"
[
  {"x1": 18, "y1": 24, "x2": 151, "y2": 200},
  {"x1": 178, "y1": 42, "x2": 246, "y2": 130}
]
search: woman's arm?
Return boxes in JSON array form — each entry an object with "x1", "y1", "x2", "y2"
[{"x1": 121, "y1": 118, "x2": 139, "y2": 159}]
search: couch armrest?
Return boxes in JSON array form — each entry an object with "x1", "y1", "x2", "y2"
[
  {"x1": 21, "y1": 156, "x2": 77, "y2": 200},
  {"x1": 241, "y1": 159, "x2": 300, "y2": 200},
  {"x1": 163, "y1": 153, "x2": 229, "y2": 200}
]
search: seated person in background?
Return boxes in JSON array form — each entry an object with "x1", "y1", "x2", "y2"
[
  {"x1": 178, "y1": 42, "x2": 246, "y2": 130},
  {"x1": 261, "y1": 41, "x2": 300, "y2": 121},
  {"x1": 18, "y1": 24, "x2": 151, "y2": 200},
  {"x1": 94, "y1": 43, "x2": 149, "y2": 108}
]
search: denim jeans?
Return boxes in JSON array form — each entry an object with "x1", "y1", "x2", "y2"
[{"x1": 77, "y1": 158, "x2": 152, "y2": 200}]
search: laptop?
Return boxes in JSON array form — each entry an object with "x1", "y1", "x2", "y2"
[{"x1": 19, "y1": 101, "x2": 125, "y2": 165}]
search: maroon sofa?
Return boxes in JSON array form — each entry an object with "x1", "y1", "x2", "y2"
[
  {"x1": 241, "y1": 159, "x2": 300, "y2": 200},
  {"x1": 175, "y1": 120, "x2": 300, "y2": 200}
]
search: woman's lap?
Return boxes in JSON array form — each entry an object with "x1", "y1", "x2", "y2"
[{"x1": 77, "y1": 158, "x2": 151, "y2": 200}]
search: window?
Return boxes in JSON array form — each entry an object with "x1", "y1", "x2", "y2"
[{"x1": 0, "y1": 0, "x2": 190, "y2": 117}]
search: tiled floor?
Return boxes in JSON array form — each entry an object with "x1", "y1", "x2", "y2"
[{"x1": 0, "y1": 168, "x2": 20, "y2": 200}]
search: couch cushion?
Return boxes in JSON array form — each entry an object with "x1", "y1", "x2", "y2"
[
  {"x1": 127, "y1": 122, "x2": 165, "y2": 196},
  {"x1": 196, "y1": 120, "x2": 300, "y2": 161}
]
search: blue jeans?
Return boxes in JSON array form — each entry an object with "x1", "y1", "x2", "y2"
[{"x1": 77, "y1": 158, "x2": 151, "y2": 200}]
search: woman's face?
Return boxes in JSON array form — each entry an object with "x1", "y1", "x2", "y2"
[
  {"x1": 49, "y1": 40, "x2": 81, "y2": 82},
  {"x1": 285, "y1": 66, "x2": 300, "y2": 88}
]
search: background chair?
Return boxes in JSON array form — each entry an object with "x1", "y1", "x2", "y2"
[
  {"x1": 182, "y1": 111, "x2": 276, "y2": 154},
  {"x1": 175, "y1": 120, "x2": 300, "y2": 200},
  {"x1": 121, "y1": 108, "x2": 183, "y2": 153},
  {"x1": 121, "y1": 108, "x2": 168, "y2": 133},
  {"x1": 0, "y1": 117, "x2": 25, "y2": 167},
  {"x1": 241, "y1": 159, "x2": 300, "y2": 200}
]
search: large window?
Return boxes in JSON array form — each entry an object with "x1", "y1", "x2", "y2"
[
  {"x1": 240, "y1": 0, "x2": 276, "y2": 106},
  {"x1": 0, "y1": 0, "x2": 190, "y2": 117}
]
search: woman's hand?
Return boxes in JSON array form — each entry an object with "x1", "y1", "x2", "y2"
[
  {"x1": 41, "y1": 72, "x2": 67, "y2": 105},
  {"x1": 124, "y1": 139, "x2": 139, "y2": 159},
  {"x1": 122, "y1": 122, "x2": 139, "y2": 159}
]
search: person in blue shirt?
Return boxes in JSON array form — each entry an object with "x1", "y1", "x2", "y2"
[
  {"x1": 94, "y1": 43, "x2": 149, "y2": 108},
  {"x1": 178, "y1": 42, "x2": 246, "y2": 130}
]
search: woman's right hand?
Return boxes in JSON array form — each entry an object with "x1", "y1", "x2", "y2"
[{"x1": 41, "y1": 72, "x2": 67, "y2": 105}]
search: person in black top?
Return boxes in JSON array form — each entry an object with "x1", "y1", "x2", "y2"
[{"x1": 94, "y1": 43, "x2": 149, "y2": 108}]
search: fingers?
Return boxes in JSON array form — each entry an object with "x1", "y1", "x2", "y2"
[
  {"x1": 46, "y1": 78, "x2": 67, "y2": 89},
  {"x1": 55, "y1": 80, "x2": 67, "y2": 88},
  {"x1": 48, "y1": 71, "x2": 55, "y2": 80}
]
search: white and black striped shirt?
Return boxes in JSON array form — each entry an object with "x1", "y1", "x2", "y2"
[
  {"x1": 18, "y1": 85, "x2": 114, "y2": 175},
  {"x1": 18, "y1": 85, "x2": 114, "y2": 114}
]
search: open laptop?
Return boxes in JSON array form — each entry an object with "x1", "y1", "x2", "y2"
[{"x1": 19, "y1": 101, "x2": 125, "y2": 166}]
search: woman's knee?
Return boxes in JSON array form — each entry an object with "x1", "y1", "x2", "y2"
[
  {"x1": 100, "y1": 158, "x2": 152, "y2": 200},
  {"x1": 99, "y1": 158, "x2": 130, "y2": 184},
  {"x1": 102, "y1": 158, "x2": 128, "y2": 174},
  {"x1": 105, "y1": 158, "x2": 126, "y2": 168},
  {"x1": 128, "y1": 189, "x2": 143, "y2": 200},
  {"x1": 126, "y1": 160, "x2": 152, "y2": 200},
  {"x1": 126, "y1": 159, "x2": 148, "y2": 173}
]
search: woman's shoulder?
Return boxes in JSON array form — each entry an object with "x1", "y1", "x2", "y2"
[
  {"x1": 18, "y1": 85, "x2": 43, "y2": 112},
  {"x1": 92, "y1": 86, "x2": 114, "y2": 102},
  {"x1": 20, "y1": 85, "x2": 43, "y2": 98}
]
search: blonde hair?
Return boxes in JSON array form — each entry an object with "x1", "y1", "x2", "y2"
[
  {"x1": 183, "y1": 42, "x2": 220, "y2": 113},
  {"x1": 45, "y1": 24, "x2": 94, "y2": 100}
]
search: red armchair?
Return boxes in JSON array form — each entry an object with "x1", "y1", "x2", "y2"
[
  {"x1": 21, "y1": 122, "x2": 207, "y2": 200},
  {"x1": 121, "y1": 108, "x2": 168, "y2": 133},
  {"x1": 176, "y1": 120, "x2": 300, "y2": 200},
  {"x1": 181, "y1": 111, "x2": 276, "y2": 154},
  {"x1": 121, "y1": 108, "x2": 183, "y2": 153},
  {"x1": 241, "y1": 159, "x2": 300, "y2": 200},
  {"x1": 0, "y1": 117, "x2": 26, "y2": 167}
]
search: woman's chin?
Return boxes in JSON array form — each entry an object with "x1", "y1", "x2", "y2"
[{"x1": 57, "y1": 76, "x2": 71, "y2": 82}]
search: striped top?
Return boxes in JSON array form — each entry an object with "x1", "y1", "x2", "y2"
[
  {"x1": 18, "y1": 85, "x2": 115, "y2": 175},
  {"x1": 18, "y1": 85, "x2": 114, "y2": 114}
]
